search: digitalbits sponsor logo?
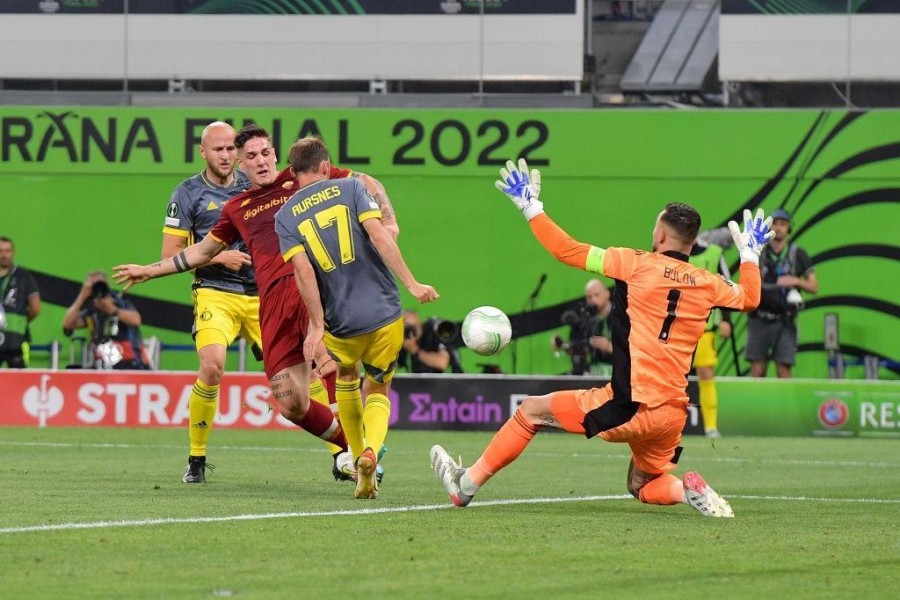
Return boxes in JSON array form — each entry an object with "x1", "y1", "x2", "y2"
[
  {"x1": 818, "y1": 398, "x2": 849, "y2": 430},
  {"x1": 22, "y1": 374, "x2": 64, "y2": 427}
]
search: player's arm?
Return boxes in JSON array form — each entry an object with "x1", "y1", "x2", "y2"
[
  {"x1": 113, "y1": 234, "x2": 228, "y2": 290},
  {"x1": 356, "y1": 173, "x2": 399, "y2": 239},
  {"x1": 160, "y1": 232, "x2": 187, "y2": 261},
  {"x1": 529, "y1": 214, "x2": 605, "y2": 272},
  {"x1": 162, "y1": 230, "x2": 250, "y2": 272},
  {"x1": 288, "y1": 251, "x2": 328, "y2": 365},
  {"x1": 716, "y1": 208, "x2": 776, "y2": 311},
  {"x1": 362, "y1": 217, "x2": 438, "y2": 303},
  {"x1": 495, "y1": 158, "x2": 606, "y2": 274}
]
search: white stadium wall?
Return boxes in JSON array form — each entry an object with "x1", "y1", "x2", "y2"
[
  {"x1": 720, "y1": 14, "x2": 900, "y2": 82},
  {"x1": 0, "y1": 13, "x2": 583, "y2": 82}
]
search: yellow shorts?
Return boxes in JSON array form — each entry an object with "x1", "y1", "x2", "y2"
[
  {"x1": 192, "y1": 288, "x2": 262, "y2": 351},
  {"x1": 692, "y1": 330, "x2": 718, "y2": 369},
  {"x1": 324, "y1": 316, "x2": 404, "y2": 384}
]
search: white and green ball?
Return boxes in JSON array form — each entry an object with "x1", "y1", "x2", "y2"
[{"x1": 462, "y1": 306, "x2": 512, "y2": 356}]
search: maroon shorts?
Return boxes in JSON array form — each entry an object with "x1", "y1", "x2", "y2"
[{"x1": 259, "y1": 276, "x2": 308, "y2": 379}]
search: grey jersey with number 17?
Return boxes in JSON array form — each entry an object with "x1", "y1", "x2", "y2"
[{"x1": 274, "y1": 177, "x2": 401, "y2": 337}]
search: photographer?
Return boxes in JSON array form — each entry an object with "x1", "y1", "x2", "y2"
[
  {"x1": 553, "y1": 279, "x2": 613, "y2": 376},
  {"x1": 746, "y1": 209, "x2": 818, "y2": 378},
  {"x1": 62, "y1": 271, "x2": 150, "y2": 370},
  {"x1": 400, "y1": 309, "x2": 463, "y2": 373}
]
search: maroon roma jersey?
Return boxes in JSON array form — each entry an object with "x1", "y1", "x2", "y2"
[{"x1": 209, "y1": 166, "x2": 351, "y2": 294}]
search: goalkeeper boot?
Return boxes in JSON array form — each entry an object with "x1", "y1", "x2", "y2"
[
  {"x1": 430, "y1": 445, "x2": 473, "y2": 507},
  {"x1": 683, "y1": 471, "x2": 734, "y2": 518},
  {"x1": 354, "y1": 447, "x2": 379, "y2": 500},
  {"x1": 332, "y1": 451, "x2": 355, "y2": 482},
  {"x1": 182, "y1": 455, "x2": 214, "y2": 484}
]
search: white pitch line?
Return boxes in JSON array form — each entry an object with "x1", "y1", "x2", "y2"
[
  {"x1": 0, "y1": 494, "x2": 630, "y2": 535},
  {"x1": 2, "y1": 493, "x2": 898, "y2": 536}
]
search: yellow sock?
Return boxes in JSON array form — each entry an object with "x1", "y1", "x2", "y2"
[
  {"x1": 336, "y1": 379, "x2": 365, "y2": 460},
  {"x1": 698, "y1": 378, "x2": 718, "y2": 432},
  {"x1": 310, "y1": 379, "x2": 342, "y2": 455},
  {"x1": 362, "y1": 393, "x2": 391, "y2": 458},
  {"x1": 189, "y1": 379, "x2": 218, "y2": 457}
]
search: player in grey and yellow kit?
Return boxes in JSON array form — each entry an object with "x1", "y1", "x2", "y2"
[
  {"x1": 162, "y1": 121, "x2": 261, "y2": 483},
  {"x1": 275, "y1": 136, "x2": 438, "y2": 499}
]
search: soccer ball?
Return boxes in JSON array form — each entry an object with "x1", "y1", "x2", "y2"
[{"x1": 462, "y1": 306, "x2": 512, "y2": 356}]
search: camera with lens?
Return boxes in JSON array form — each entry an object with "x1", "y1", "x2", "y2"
[
  {"x1": 556, "y1": 303, "x2": 598, "y2": 376},
  {"x1": 421, "y1": 317, "x2": 459, "y2": 346},
  {"x1": 406, "y1": 317, "x2": 464, "y2": 373},
  {"x1": 90, "y1": 280, "x2": 112, "y2": 300}
]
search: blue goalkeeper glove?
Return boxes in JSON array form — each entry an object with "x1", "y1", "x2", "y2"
[
  {"x1": 728, "y1": 208, "x2": 775, "y2": 265},
  {"x1": 494, "y1": 158, "x2": 544, "y2": 221}
]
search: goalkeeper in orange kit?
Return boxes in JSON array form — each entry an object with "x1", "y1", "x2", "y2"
[{"x1": 431, "y1": 159, "x2": 775, "y2": 517}]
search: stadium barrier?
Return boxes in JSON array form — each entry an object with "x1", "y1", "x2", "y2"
[{"x1": 1, "y1": 370, "x2": 897, "y2": 438}]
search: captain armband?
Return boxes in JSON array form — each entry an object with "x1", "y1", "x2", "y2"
[
  {"x1": 584, "y1": 246, "x2": 607, "y2": 275},
  {"x1": 173, "y1": 251, "x2": 191, "y2": 273}
]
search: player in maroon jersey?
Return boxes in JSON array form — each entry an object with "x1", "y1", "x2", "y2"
[{"x1": 113, "y1": 124, "x2": 405, "y2": 468}]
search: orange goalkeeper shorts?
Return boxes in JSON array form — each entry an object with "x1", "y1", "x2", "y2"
[{"x1": 549, "y1": 385, "x2": 688, "y2": 475}]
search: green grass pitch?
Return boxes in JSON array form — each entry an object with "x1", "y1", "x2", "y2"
[{"x1": 1, "y1": 426, "x2": 897, "y2": 599}]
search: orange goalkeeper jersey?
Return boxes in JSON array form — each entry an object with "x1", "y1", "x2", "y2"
[{"x1": 530, "y1": 214, "x2": 760, "y2": 408}]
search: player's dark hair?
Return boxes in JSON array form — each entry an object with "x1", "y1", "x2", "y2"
[
  {"x1": 288, "y1": 136, "x2": 330, "y2": 174},
  {"x1": 660, "y1": 202, "x2": 701, "y2": 244},
  {"x1": 0, "y1": 236, "x2": 12, "y2": 248},
  {"x1": 234, "y1": 123, "x2": 270, "y2": 150}
]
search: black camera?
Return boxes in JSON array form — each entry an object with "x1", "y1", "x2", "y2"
[
  {"x1": 426, "y1": 318, "x2": 459, "y2": 345},
  {"x1": 559, "y1": 304, "x2": 597, "y2": 376},
  {"x1": 409, "y1": 318, "x2": 459, "y2": 346},
  {"x1": 90, "y1": 280, "x2": 111, "y2": 300}
]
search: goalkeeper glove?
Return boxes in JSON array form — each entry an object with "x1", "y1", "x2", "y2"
[
  {"x1": 494, "y1": 158, "x2": 544, "y2": 221},
  {"x1": 728, "y1": 208, "x2": 775, "y2": 265}
]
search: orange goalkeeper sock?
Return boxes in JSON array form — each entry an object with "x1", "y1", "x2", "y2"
[
  {"x1": 467, "y1": 409, "x2": 539, "y2": 487},
  {"x1": 638, "y1": 473, "x2": 683, "y2": 505}
]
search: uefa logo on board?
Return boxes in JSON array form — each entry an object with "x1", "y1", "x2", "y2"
[{"x1": 817, "y1": 398, "x2": 849, "y2": 430}]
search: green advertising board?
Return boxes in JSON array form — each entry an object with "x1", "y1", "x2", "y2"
[
  {"x1": 717, "y1": 378, "x2": 900, "y2": 437},
  {"x1": 0, "y1": 107, "x2": 897, "y2": 378}
]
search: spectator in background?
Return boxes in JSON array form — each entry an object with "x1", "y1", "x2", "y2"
[
  {"x1": 552, "y1": 279, "x2": 613, "y2": 376},
  {"x1": 400, "y1": 309, "x2": 462, "y2": 374},
  {"x1": 746, "y1": 209, "x2": 818, "y2": 378},
  {"x1": 0, "y1": 236, "x2": 41, "y2": 368},
  {"x1": 62, "y1": 271, "x2": 150, "y2": 370}
]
